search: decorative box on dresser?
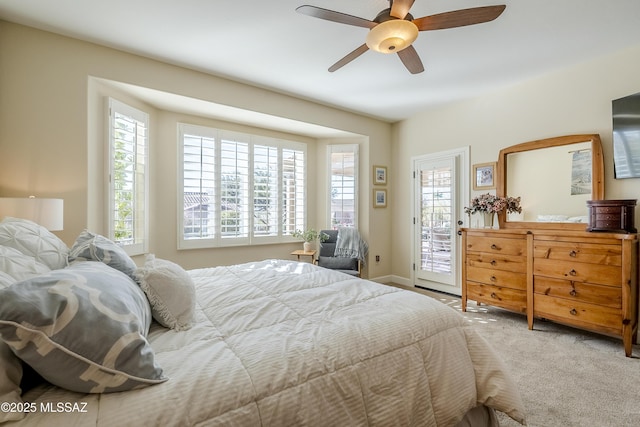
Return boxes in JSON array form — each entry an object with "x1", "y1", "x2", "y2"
[{"x1": 461, "y1": 228, "x2": 639, "y2": 357}]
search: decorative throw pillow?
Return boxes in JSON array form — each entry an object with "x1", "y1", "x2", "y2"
[
  {"x1": 0, "y1": 217, "x2": 69, "y2": 270},
  {"x1": 0, "y1": 261, "x2": 167, "y2": 393},
  {"x1": 135, "y1": 255, "x2": 196, "y2": 331},
  {"x1": 68, "y1": 230, "x2": 138, "y2": 279},
  {"x1": 0, "y1": 246, "x2": 50, "y2": 283},
  {"x1": 317, "y1": 255, "x2": 358, "y2": 271},
  {"x1": 0, "y1": 342, "x2": 25, "y2": 423}
]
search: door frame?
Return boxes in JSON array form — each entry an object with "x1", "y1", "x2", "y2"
[{"x1": 411, "y1": 146, "x2": 469, "y2": 295}]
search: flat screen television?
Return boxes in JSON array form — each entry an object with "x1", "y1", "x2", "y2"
[{"x1": 612, "y1": 91, "x2": 640, "y2": 179}]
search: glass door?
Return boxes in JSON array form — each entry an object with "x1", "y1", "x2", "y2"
[{"x1": 413, "y1": 148, "x2": 467, "y2": 295}]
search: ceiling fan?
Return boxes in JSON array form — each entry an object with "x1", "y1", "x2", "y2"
[{"x1": 296, "y1": 0, "x2": 506, "y2": 74}]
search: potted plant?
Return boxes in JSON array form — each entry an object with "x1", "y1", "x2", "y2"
[
  {"x1": 464, "y1": 193, "x2": 522, "y2": 228},
  {"x1": 292, "y1": 228, "x2": 329, "y2": 252}
]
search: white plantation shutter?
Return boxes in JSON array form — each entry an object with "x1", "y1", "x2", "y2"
[
  {"x1": 253, "y1": 144, "x2": 279, "y2": 237},
  {"x1": 282, "y1": 148, "x2": 305, "y2": 235},
  {"x1": 182, "y1": 130, "x2": 216, "y2": 240},
  {"x1": 328, "y1": 144, "x2": 358, "y2": 228},
  {"x1": 220, "y1": 134, "x2": 249, "y2": 242},
  {"x1": 178, "y1": 123, "x2": 306, "y2": 248},
  {"x1": 108, "y1": 98, "x2": 148, "y2": 255}
]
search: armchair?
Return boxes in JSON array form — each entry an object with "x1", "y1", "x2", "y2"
[{"x1": 316, "y1": 229, "x2": 362, "y2": 277}]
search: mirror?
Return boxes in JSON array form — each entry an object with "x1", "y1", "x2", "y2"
[{"x1": 497, "y1": 134, "x2": 604, "y2": 230}]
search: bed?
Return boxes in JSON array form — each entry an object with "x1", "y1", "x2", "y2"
[{"x1": 0, "y1": 218, "x2": 526, "y2": 426}]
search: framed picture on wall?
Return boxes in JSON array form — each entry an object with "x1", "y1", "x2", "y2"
[
  {"x1": 472, "y1": 162, "x2": 496, "y2": 190},
  {"x1": 373, "y1": 165, "x2": 387, "y2": 185},
  {"x1": 373, "y1": 189, "x2": 387, "y2": 208}
]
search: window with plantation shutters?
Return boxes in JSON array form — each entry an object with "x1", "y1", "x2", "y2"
[
  {"x1": 107, "y1": 98, "x2": 148, "y2": 255},
  {"x1": 178, "y1": 123, "x2": 306, "y2": 248}
]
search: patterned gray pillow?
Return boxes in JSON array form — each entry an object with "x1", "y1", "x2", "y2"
[
  {"x1": 68, "y1": 230, "x2": 138, "y2": 279},
  {"x1": 0, "y1": 261, "x2": 167, "y2": 393},
  {"x1": 0, "y1": 342, "x2": 24, "y2": 423}
]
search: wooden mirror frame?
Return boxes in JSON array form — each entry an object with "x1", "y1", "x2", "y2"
[{"x1": 497, "y1": 134, "x2": 604, "y2": 230}]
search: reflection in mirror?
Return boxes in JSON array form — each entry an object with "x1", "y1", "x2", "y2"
[
  {"x1": 497, "y1": 134, "x2": 604, "y2": 230},
  {"x1": 506, "y1": 141, "x2": 592, "y2": 222}
]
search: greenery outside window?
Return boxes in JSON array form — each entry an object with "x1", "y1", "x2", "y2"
[{"x1": 107, "y1": 98, "x2": 149, "y2": 255}]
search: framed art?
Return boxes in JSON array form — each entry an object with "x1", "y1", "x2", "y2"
[
  {"x1": 373, "y1": 189, "x2": 387, "y2": 208},
  {"x1": 373, "y1": 165, "x2": 387, "y2": 185},
  {"x1": 472, "y1": 162, "x2": 496, "y2": 190}
]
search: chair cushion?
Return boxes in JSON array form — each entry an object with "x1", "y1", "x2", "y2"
[{"x1": 317, "y1": 256, "x2": 358, "y2": 271}]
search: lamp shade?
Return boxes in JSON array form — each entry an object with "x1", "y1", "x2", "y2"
[
  {"x1": 366, "y1": 19, "x2": 419, "y2": 54},
  {"x1": 0, "y1": 197, "x2": 64, "y2": 231}
]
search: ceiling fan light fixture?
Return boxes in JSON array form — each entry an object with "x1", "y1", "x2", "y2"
[{"x1": 366, "y1": 19, "x2": 418, "y2": 54}]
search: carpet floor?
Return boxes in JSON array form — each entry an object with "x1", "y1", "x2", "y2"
[{"x1": 389, "y1": 284, "x2": 640, "y2": 427}]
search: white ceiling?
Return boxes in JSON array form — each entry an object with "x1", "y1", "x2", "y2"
[{"x1": 2, "y1": 0, "x2": 640, "y2": 124}]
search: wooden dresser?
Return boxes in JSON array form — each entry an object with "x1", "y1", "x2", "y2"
[{"x1": 461, "y1": 228, "x2": 639, "y2": 357}]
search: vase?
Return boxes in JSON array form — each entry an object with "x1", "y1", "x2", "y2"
[
  {"x1": 483, "y1": 212, "x2": 495, "y2": 229},
  {"x1": 303, "y1": 241, "x2": 313, "y2": 252}
]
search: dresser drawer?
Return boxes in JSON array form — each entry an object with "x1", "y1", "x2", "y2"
[
  {"x1": 533, "y1": 276, "x2": 621, "y2": 309},
  {"x1": 466, "y1": 252, "x2": 526, "y2": 273},
  {"x1": 533, "y1": 258, "x2": 621, "y2": 286},
  {"x1": 534, "y1": 294, "x2": 621, "y2": 333},
  {"x1": 466, "y1": 282, "x2": 527, "y2": 313},
  {"x1": 533, "y1": 240, "x2": 621, "y2": 266},
  {"x1": 466, "y1": 266, "x2": 526, "y2": 290},
  {"x1": 466, "y1": 235, "x2": 525, "y2": 257}
]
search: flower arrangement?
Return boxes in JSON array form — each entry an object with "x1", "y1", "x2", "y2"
[
  {"x1": 292, "y1": 228, "x2": 330, "y2": 243},
  {"x1": 464, "y1": 193, "x2": 522, "y2": 215}
]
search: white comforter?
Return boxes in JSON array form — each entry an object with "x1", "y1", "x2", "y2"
[{"x1": 12, "y1": 260, "x2": 525, "y2": 426}]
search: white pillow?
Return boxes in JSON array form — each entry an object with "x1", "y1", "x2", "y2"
[
  {"x1": 0, "y1": 217, "x2": 69, "y2": 270},
  {"x1": 135, "y1": 255, "x2": 196, "y2": 331},
  {"x1": 0, "y1": 246, "x2": 50, "y2": 282},
  {"x1": 0, "y1": 271, "x2": 15, "y2": 288}
]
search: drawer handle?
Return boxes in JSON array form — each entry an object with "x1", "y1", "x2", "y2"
[
  {"x1": 569, "y1": 289, "x2": 577, "y2": 297},
  {"x1": 570, "y1": 308, "x2": 577, "y2": 316},
  {"x1": 490, "y1": 244, "x2": 499, "y2": 250},
  {"x1": 490, "y1": 260, "x2": 497, "y2": 266},
  {"x1": 569, "y1": 250, "x2": 577, "y2": 257},
  {"x1": 568, "y1": 269, "x2": 577, "y2": 277},
  {"x1": 490, "y1": 276, "x2": 497, "y2": 282}
]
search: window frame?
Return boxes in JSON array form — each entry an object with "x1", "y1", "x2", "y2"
[
  {"x1": 106, "y1": 97, "x2": 149, "y2": 256},
  {"x1": 177, "y1": 123, "x2": 307, "y2": 249}
]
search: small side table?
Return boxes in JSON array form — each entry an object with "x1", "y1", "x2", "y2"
[{"x1": 290, "y1": 249, "x2": 316, "y2": 263}]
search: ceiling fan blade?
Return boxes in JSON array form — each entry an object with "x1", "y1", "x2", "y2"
[
  {"x1": 296, "y1": 5, "x2": 376, "y2": 29},
  {"x1": 397, "y1": 45, "x2": 424, "y2": 74},
  {"x1": 412, "y1": 5, "x2": 506, "y2": 31},
  {"x1": 328, "y1": 44, "x2": 369, "y2": 72},
  {"x1": 390, "y1": 0, "x2": 415, "y2": 19}
]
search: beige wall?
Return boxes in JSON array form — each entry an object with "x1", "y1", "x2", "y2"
[
  {"x1": 391, "y1": 42, "x2": 640, "y2": 284},
  {"x1": 0, "y1": 21, "x2": 392, "y2": 277}
]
